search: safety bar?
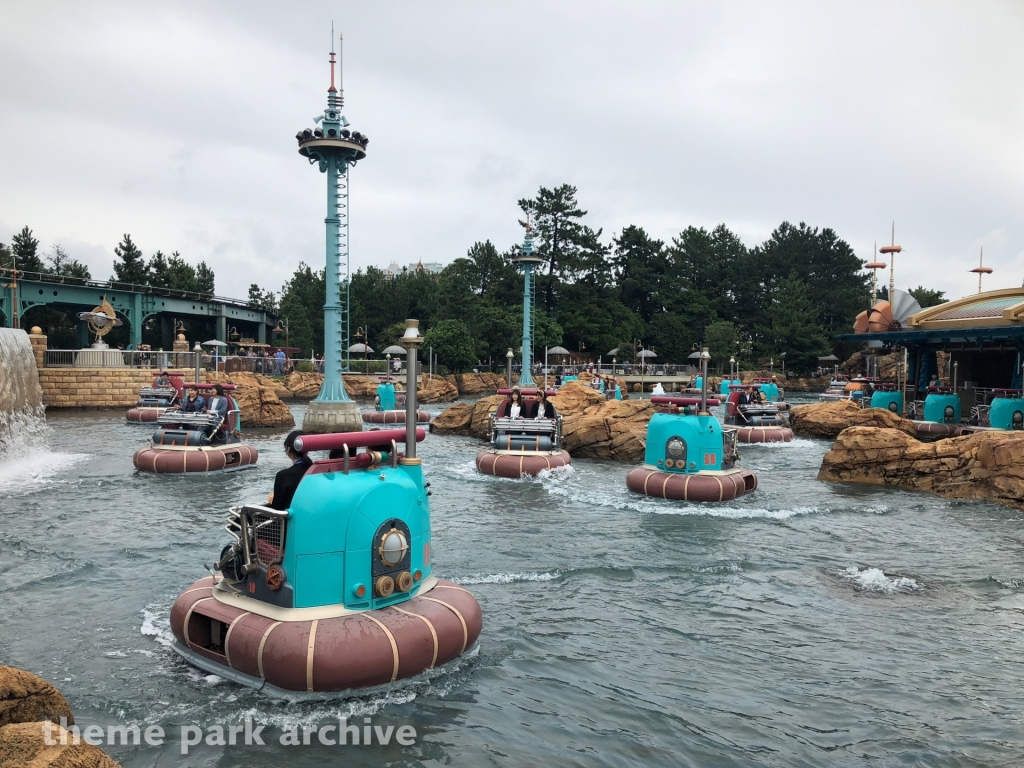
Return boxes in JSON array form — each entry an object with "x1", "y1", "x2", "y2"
[
  {"x1": 293, "y1": 427, "x2": 425, "y2": 453},
  {"x1": 651, "y1": 396, "x2": 722, "y2": 407}
]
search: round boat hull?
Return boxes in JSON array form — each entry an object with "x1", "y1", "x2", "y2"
[
  {"x1": 127, "y1": 407, "x2": 166, "y2": 423},
  {"x1": 169, "y1": 577, "x2": 482, "y2": 694},
  {"x1": 362, "y1": 410, "x2": 432, "y2": 425},
  {"x1": 626, "y1": 467, "x2": 757, "y2": 502},
  {"x1": 133, "y1": 444, "x2": 259, "y2": 473},
  {"x1": 915, "y1": 422, "x2": 961, "y2": 438},
  {"x1": 736, "y1": 426, "x2": 794, "y2": 443},
  {"x1": 475, "y1": 450, "x2": 571, "y2": 478}
]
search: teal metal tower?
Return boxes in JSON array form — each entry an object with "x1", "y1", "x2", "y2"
[
  {"x1": 512, "y1": 223, "x2": 543, "y2": 387},
  {"x1": 295, "y1": 37, "x2": 369, "y2": 432}
]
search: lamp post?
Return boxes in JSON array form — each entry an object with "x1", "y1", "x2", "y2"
[
  {"x1": 700, "y1": 347, "x2": 711, "y2": 414},
  {"x1": 953, "y1": 360, "x2": 958, "y2": 392},
  {"x1": 399, "y1": 319, "x2": 424, "y2": 461},
  {"x1": 780, "y1": 352, "x2": 786, "y2": 374},
  {"x1": 192, "y1": 341, "x2": 202, "y2": 383},
  {"x1": 639, "y1": 344, "x2": 645, "y2": 398},
  {"x1": 729, "y1": 356, "x2": 735, "y2": 382},
  {"x1": 355, "y1": 325, "x2": 369, "y2": 374},
  {"x1": 506, "y1": 348, "x2": 514, "y2": 389},
  {"x1": 273, "y1": 318, "x2": 290, "y2": 361},
  {"x1": 386, "y1": 353, "x2": 392, "y2": 382}
]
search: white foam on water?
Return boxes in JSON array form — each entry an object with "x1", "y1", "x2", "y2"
[
  {"x1": 642, "y1": 503, "x2": 821, "y2": 520},
  {"x1": 140, "y1": 605, "x2": 176, "y2": 649},
  {"x1": 841, "y1": 566, "x2": 921, "y2": 594},
  {"x1": 452, "y1": 571, "x2": 560, "y2": 585},
  {"x1": 0, "y1": 451, "x2": 89, "y2": 498}
]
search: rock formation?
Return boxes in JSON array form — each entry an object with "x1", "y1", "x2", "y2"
[
  {"x1": 818, "y1": 426, "x2": 1024, "y2": 509},
  {"x1": 789, "y1": 399, "x2": 918, "y2": 439},
  {"x1": 0, "y1": 667, "x2": 121, "y2": 767},
  {"x1": 453, "y1": 372, "x2": 507, "y2": 394},
  {"x1": 417, "y1": 375, "x2": 460, "y2": 404},
  {"x1": 0, "y1": 667, "x2": 73, "y2": 728}
]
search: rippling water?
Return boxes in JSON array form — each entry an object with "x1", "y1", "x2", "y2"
[{"x1": 3, "y1": 397, "x2": 1024, "y2": 767}]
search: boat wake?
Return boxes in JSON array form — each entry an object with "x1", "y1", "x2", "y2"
[{"x1": 840, "y1": 566, "x2": 921, "y2": 594}]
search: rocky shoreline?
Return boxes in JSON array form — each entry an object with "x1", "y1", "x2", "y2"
[{"x1": 0, "y1": 666, "x2": 120, "y2": 766}]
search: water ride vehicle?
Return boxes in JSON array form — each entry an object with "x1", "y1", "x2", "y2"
[
  {"x1": 626, "y1": 350, "x2": 757, "y2": 502},
  {"x1": 168, "y1": 320, "x2": 482, "y2": 695},
  {"x1": 362, "y1": 377, "x2": 431, "y2": 425},
  {"x1": 133, "y1": 383, "x2": 258, "y2": 473},
  {"x1": 475, "y1": 388, "x2": 571, "y2": 478},
  {"x1": 722, "y1": 385, "x2": 794, "y2": 443},
  {"x1": 819, "y1": 374, "x2": 852, "y2": 401},
  {"x1": 126, "y1": 373, "x2": 184, "y2": 423}
]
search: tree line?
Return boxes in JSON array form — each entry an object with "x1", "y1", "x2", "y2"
[
  {"x1": 0, "y1": 227, "x2": 216, "y2": 294},
  {"x1": 247, "y1": 184, "x2": 951, "y2": 374}
]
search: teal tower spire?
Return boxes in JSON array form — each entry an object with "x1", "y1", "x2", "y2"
[
  {"x1": 295, "y1": 34, "x2": 369, "y2": 432},
  {"x1": 511, "y1": 217, "x2": 544, "y2": 387}
]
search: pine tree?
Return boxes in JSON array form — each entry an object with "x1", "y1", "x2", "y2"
[
  {"x1": 46, "y1": 244, "x2": 91, "y2": 279},
  {"x1": 111, "y1": 234, "x2": 149, "y2": 284},
  {"x1": 767, "y1": 272, "x2": 829, "y2": 373},
  {"x1": 148, "y1": 251, "x2": 171, "y2": 288},
  {"x1": 12, "y1": 226, "x2": 46, "y2": 273},
  {"x1": 194, "y1": 262, "x2": 215, "y2": 295}
]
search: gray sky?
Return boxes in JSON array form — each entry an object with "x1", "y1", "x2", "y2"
[{"x1": 2, "y1": 1, "x2": 1022, "y2": 304}]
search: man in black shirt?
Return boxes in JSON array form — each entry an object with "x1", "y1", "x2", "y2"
[{"x1": 267, "y1": 430, "x2": 313, "y2": 511}]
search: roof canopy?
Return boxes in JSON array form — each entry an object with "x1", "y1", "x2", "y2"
[{"x1": 909, "y1": 287, "x2": 1024, "y2": 329}]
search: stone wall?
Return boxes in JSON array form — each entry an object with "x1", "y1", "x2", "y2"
[{"x1": 38, "y1": 368, "x2": 164, "y2": 408}]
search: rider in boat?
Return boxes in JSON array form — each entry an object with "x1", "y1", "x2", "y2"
[
  {"x1": 267, "y1": 430, "x2": 313, "y2": 511},
  {"x1": 204, "y1": 384, "x2": 231, "y2": 441},
  {"x1": 535, "y1": 389, "x2": 556, "y2": 419},
  {"x1": 177, "y1": 385, "x2": 206, "y2": 413}
]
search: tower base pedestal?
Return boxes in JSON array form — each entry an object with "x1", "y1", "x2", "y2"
[{"x1": 302, "y1": 400, "x2": 363, "y2": 433}]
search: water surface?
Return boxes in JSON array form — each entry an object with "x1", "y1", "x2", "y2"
[{"x1": 2, "y1": 397, "x2": 1023, "y2": 767}]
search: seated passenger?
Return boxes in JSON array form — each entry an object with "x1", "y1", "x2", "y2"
[
  {"x1": 155, "y1": 371, "x2": 171, "y2": 387},
  {"x1": 177, "y1": 385, "x2": 206, "y2": 413},
  {"x1": 267, "y1": 430, "x2": 313, "y2": 511},
  {"x1": 508, "y1": 387, "x2": 524, "y2": 419},
  {"x1": 535, "y1": 389, "x2": 556, "y2": 419},
  {"x1": 204, "y1": 384, "x2": 231, "y2": 441}
]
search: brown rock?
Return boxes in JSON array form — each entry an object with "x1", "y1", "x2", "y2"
[
  {"x1": 789, "y1": 399, "x2": 918, "y2": 439},
  {"x1": 453, "y1": 372, "x2": 506, "y2": 394},
  {"x1": 281, "y1": 372, "x2": 323, "y2": 399},
  {"x1": 343, "y1": 376, "x2": 378, "y2": 399},
  {"x1": 417, "y1": 375, "x2": 459, "y2": 404},
  {"x1": 469, "y1": 395, "x2": 507, "y2": 437},
  {"x1": 0, "y1": 668, "x2": 73, "y2": 728},
  {"x1": 428, "y1": 402, "x2": 474, "y2": 436},
  {"x1": 818, "y1": 426, "x2": 1024, "y2": 509},
  {"x1": 231, "y1": 386, "x2": 294, "y2": 429},
  {"x1": 0, "y1": 722, "x2": 121, "y2": 767}
]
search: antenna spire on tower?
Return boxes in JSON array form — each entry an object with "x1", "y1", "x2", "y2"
[
  {"x1": 328, "y1": 22, "x2": 337, "y2": 94},
  {"x1": 338, "y1": 32, "x2": 344, "y2": 109}
]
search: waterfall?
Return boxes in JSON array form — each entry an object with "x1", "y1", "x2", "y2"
[{"x1": 0, "y1": 328, "x2": 47, "y2": 464}]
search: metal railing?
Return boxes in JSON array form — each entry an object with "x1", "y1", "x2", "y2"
[{"x1": 43, "y1": 349, "x2": 198, "y2": 369}]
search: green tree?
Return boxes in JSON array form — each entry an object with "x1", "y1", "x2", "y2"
[
  {"x1": 423, "y1": 319, "x2": 476, "y2": 373},
  {"x1": 278, "y1": 262, "x2": 325, "y2": 357},
  {"x1": 247, "y1": 283, "x2": 278, "y2": 312},
  {"x1": 111, "y1": 234, "x2": 149, "y2": 284},
  {"x1": 613, "y1": 225, "x2": 668, "y2": 324},
  {"x1": 148, "y1": 251, "x2": 171, "y2": 287},
  {"x1": 703, "y1": 320, "x2": 740, "y2": 371},
  {"x1": 0, "y1": 242, "x2": 12, "y2": 271},
  {"x1": 46, "y1": 244, "x2": 91, "y2": 279},
  {"x1": 767, "y1": 272, "x2": 829, "y2": 373},
  {"x1": 12, "y1": 226, "x2": 46, "y2": 273},
  {"x1": 194, "y1": 262, "x2": 215, "y2": 294},
  {"x1": 908, "y1": 285, "x2": 946, "y2": 308}
]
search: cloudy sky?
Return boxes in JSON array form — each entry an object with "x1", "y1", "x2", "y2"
[{"x1": 2, "y1": 1, "x2": 1022, "y2": 303}]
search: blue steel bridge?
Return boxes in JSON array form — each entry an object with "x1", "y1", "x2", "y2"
[{"x1": 0, "y1": 268, "x2": 277, "y2": 349}]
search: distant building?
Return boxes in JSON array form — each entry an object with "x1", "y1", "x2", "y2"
[{"x1": 408, "y1": 260, "x2": 443, "y2": 275}]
